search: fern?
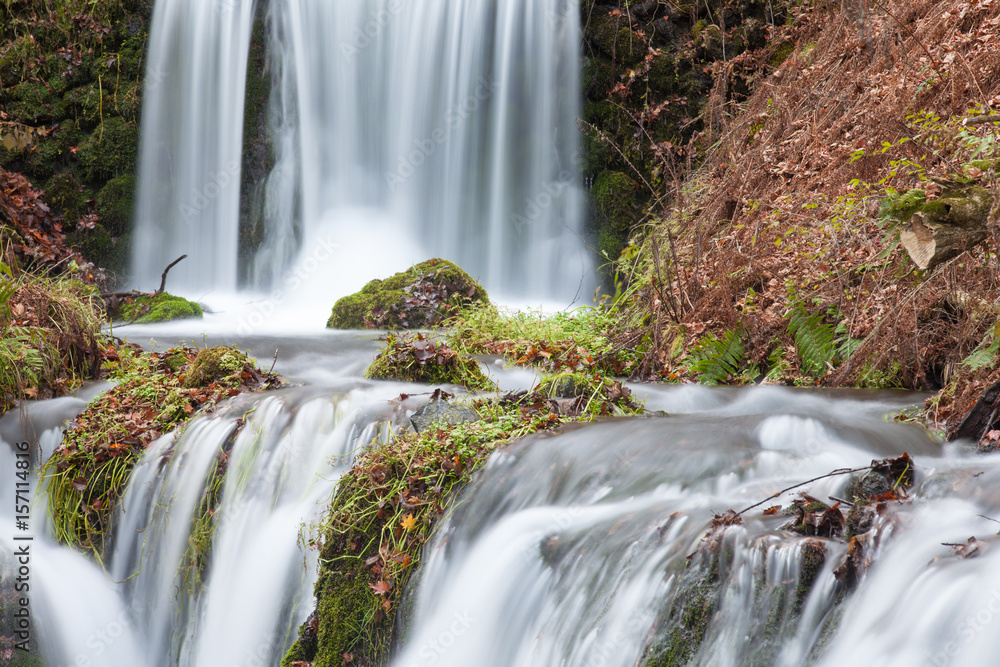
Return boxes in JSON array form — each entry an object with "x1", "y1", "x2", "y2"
[
  {"x1": 787, "y1": 303, "x2": 837, "y2": 377},
  {"x1": 962, "y1": 321, "x2": 1000, "y2": 371},
  {"x1": 688, "y1": 328, "x2": 745, "y2": 385},
  {"x1": 0, "y1": 260, "x2": 14, "y2": 319}
]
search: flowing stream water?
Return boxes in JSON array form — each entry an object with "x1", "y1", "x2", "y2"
[
  {"x1": 7, "y1": 0, "x2": 1000, "y2": 665},
  {"x1": 3, "y1": 341, "x2": 999, "y2": 667}
]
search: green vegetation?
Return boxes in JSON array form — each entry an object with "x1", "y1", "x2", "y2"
[
  {"x1": 115, "y1": 292, "x2": 203, "y2": 324},
  {"x1": 1, "y1": 0, "x2": 151, "y2": 273},
  {"x1": 0, "y1": 257, "x2": 102, "y2": 412},
  {"x1": 364, "y1": 332, "x2": 495, "y2": 391},
  {"x1": 41, "y1": 345, "x2": 280, "y2": 559},
  {"x1": 328, "y1": 258, "x2": 488, "y2": 329},
  {"x1": 445, "y1": 302, "x2": 641, "y2": 375},
  {"x1": 284, "y1": 381, "x2": 644, "y2": 667}
]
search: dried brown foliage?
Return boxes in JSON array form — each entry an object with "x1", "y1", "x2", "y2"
[{"x1": 622, "y1": 0, "x2": 1000, "y2": 397}]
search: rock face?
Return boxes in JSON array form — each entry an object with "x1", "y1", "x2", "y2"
[
  {"x1": 898, "y1": 184, "x2": 992, "y2": 270},
  {"x1": 327, "y1": 258, "x2": 488, "y2": 329},
  {"x1": 410, "y1": 398, "x2": 481, "y2": 433}
]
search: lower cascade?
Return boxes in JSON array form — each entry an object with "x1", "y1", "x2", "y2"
[{"x1": 6, "y1": 380, "x2": 1000, "y2": 666}]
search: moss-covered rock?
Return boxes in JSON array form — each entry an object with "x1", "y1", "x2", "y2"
[
  {"x1": 183, "y1": 347, "x2": 249, "y2": 388},
  {"x1": 95, "y1": 173, "x2": 135, "y2": 235},
  {"x1": 641, "y1": 559, "x2": 721, "y2": 667},
  {"x1": 116, "y1": 292, "x2": 203, "y2": 324},
  {"x1": 43, "y1": 172, "x2": 90, "y2": 224},
  {"x1": 68, "y1": 224, "x2": 129, "y2": 276},
  {"x1": 327, "y1": 258, "x2": 489, "y2": 330},
  {"x1": 364, "y1": 333, "x2": 495, "y2": 391},
  {"x1": 1, "y1": 1, "x2": 149, "y2": 273},
  {"x1": 581, "y1": 0, "x2": 790, "y2": 283}
]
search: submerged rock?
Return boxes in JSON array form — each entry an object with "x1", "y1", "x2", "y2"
[
  {"x1": 327, "y1": 258, "x2": 488, "y2": 329},
  {"x1": 410, "y1": 398, "x2": 481, "y2": 433}
]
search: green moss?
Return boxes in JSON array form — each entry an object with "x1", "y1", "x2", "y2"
[
  {"x1": 117, "y1": 292, "x2": 203, "y2": 324},
  {"x1": 641, "y1": 561, "x2": 721, "y2": 667},
  {"x1": 588, "y1": 14, "x2": 645, "y2": 67},
  {"x1": 68, "y1": 225, "x2": 129, "y2": 275},
  {"x1": 647, "y1": 55, "x2": 678, "y2": 97},
  {"x1": 327, "y1": 258, "x2": 489, "y2": 330},
  {"x1": 95, "y1": 173, "x2": 135, "y2": 235},
  {"x1": 793, "y1": 539, "x2": 826, "y2": 612},
  {"x1": 364, "y1": 333, "x2": 495, "y2": 391},
  {"x1": 77, "y1": 116, "x2": 139, "y2": 181},
  {"x1": 582, "y1": 58, "x2": 617, "y2": 102},
  {"x1": 9, "y1": 81, "x2": 58, "y2": 125},
  {"x1": 41, "y1": 344, "x2": 279, "y2": 558},
  {"x1": 43, "y1": 172, "x2": 88, "y2": 224},
  {"x1": 591, "y1": 170, "x2": 639, "y2": 261},
  {"x1": 183, "y1": 347, "x2": 248, "y2": 388},
  {"x1": 284, "y1": 390, "x2": 572, "y2": 667},
  {"x1": 768, "y1": 40, "x2": 795, "y2": 68}
]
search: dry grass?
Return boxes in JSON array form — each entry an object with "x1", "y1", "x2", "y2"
[{"x1": 619, "y1": 0, "x2": 1000, "y2": 399}]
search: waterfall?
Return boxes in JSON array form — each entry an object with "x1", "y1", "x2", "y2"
[
  {"x1": 132, "y1": 0, "x2": 592, "y2": 302},
  {"x1": 388, "y1": 389, "x2": 1000, "y2": 667},
  {"x1": 132, "y1": 0, "x2": 257, "y2": 293},
  {"x1": 1, "y1": 384, "x2": 408, "y2": 667},
  {"x1": 10, "y1": 370, "x2": 1000, "y2": 665}
]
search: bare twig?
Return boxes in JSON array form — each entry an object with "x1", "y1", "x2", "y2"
[
  {"x1": 738, "y1": 466, "x2": 871, "y2": 515},
  {"x1": 155, "y1": 254, "x2": 188, "y2": 295}
]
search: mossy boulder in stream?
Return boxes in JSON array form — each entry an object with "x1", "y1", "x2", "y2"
[
  {"x1": 327, "y1": 258, "x2": 488, "y2": 329},
  {"x1": 365, "y1": 333, "x2": 495, "y2": 391},
  {"x1": 115, "y1": 292, "x2": 203, "y2": 324}
]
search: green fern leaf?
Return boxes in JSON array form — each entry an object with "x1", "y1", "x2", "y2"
[
  {"x1": 688, "y1": 328, "x2": 745, "y2": 385},
  {"x1": 787, "y1": 303, "x2": 836, "y2": 377}
]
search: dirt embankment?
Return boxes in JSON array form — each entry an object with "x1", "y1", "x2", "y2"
[{"x1": 595, "y1": 0, "x2": 1000, "y2": 440}]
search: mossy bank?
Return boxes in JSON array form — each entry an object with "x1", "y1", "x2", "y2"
[{"x1": 1, "y1": 0, "x2": 153, "y2": 276}]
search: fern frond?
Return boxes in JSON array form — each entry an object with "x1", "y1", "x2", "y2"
[
  {"x1": 787, "y1": 303, "x2": 836, "y2": 377},
  {"x1": 688, "y1": 328, "x2": 745, "y2": 385},
  {"x1": 962, "y1": 321, "x2": 1000, "y2": 371}
]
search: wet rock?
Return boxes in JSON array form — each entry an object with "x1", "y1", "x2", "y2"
[
  {"x1": 410, "y1": 398, "x2": 481, "y2": 433},
  {"x1": 846, "y1": 470, "x2": 893, "y2": 502},
  {"x1": 327, "y1": 258, "x2": 488, "y2": 329}
]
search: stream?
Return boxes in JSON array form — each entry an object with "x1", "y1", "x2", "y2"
[
  {"x1": 2, "y1": 324, "x2": 996, "y2": 667},
  {"x1": 3, "y1": 0, "x2": 997, "y2": 664}
]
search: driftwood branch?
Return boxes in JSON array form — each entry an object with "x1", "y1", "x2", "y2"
[
  {"x1": 155, "y1": 255, "x2": 187, "y2": 295},
  {"x1": 963, "y1": 115, "x2": 1000, "y2": 126}
]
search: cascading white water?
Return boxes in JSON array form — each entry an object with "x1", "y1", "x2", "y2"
[
  {"x1": 131, "y1": 0, "x2": 257, "y2": 293},
  {"x1": 388, "y1": 388, "x2": 1000, "y2": 667},
  {"x1": 0, "y1": 380, "x2": 410, "y2": 667},
  {"x1": 132, "y1": 0, "x2": 592, "y2": 302}
]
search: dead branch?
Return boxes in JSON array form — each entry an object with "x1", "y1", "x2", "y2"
[
  {"x1": 155, "y1": 255, "x2": 188, "y2": 295},
  {"x1": 738, "y1": 465, "x2": 872, "y2": 515},
  {"x1": 963, "y1": 115, "x2": 1000, "y2": 127}
]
